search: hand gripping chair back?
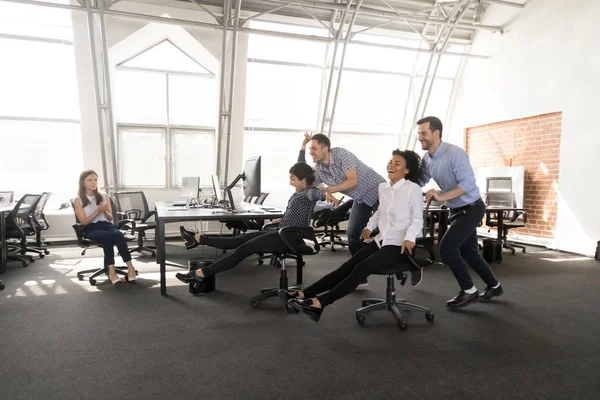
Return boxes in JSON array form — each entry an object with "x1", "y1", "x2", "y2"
[{"x1": 355, "y1": 198, "x2": 437, "y2": 331}]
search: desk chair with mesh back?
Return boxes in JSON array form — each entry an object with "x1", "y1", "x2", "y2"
[
  {"x1": 25, "y1": 192, "x2": 52, "y2": 257},
  {"x1": 71, "y1": 197, "x2": 137, "y2": 286},
  {"x1": 355, "y1": 198, "x2": 437, "y2": 331},
  {"x1": 5, "y1": 194, "x2": 42, "y2": 267},
  {"x1": 250, "y1": 201, "x2": 318, "y2": 309},
  {"x1": 485, "y1": 192, "x2": 527, "y2": 255},
  {"x1": 312, "y1": 199, "x2": 353, "y2": 252},
  {"x1": 114, "y1": 191, "x2": 156, "y2": 257}
]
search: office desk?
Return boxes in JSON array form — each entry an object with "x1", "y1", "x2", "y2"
[
  {"x1": 155, "y1": 202, "x2": 285, "y2": 296},
  {"x1": 1, "y1": 205, "x2": 13, "y2": 274},
  {"x1": 485, "y1": 206, "x2": 527, "y2": 241}
]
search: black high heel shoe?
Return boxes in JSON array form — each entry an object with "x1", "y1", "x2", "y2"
[
  {"x1": 179, "y1": 226, "x2": 199, "y2": 250},
  {"x1": 175, "y1": 271, "x2": 205, "y2": 284},
  {"x1": 290, "y1": 298, "x2": 323, "y2": 322}
]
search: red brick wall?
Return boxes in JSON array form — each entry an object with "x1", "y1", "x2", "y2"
[{"x1": 465, "y1": 112, "x2": 562, "y2": 238}]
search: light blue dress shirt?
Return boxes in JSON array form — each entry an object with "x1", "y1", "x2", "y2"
[{"x1": 420, "y1": 141, "x2": 481, "y2": 209}]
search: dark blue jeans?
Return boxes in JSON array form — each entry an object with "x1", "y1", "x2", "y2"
[
  {"x1": 84, "y1": 221, "x2": 132, "y2": 267},
  {"x1": 347, "y1": 201, "x2": 377, "y2": 255},
  {"x1": 439, "y1": 199, "x2": 498, "y2": 291}
]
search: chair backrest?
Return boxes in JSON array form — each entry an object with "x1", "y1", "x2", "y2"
[
  {"x1": 254, "y1": 192, "x2": 269, "y2": 205},
  {"x1": 0, "y1": 191, "x2": 14, "y2": 206},
  {"x1": 486, "y1": 192, "x2": 513, "y2": 207},
  {"x1": 243, "y1": 195, "x2": 254, "y2": 203},
  {"x1": 114, "y1": 191, "x2": 151, "y2": 221},
  {"x1": 9, "y1": 194, "x2": 41, "y2": 222},
  {"x1": 32, "y1": 192, "x2": 52, "y2": 230}
]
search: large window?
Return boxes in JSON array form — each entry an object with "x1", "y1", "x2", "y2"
[
  {"x1": 113, "y1": 40, "x2": 218, "y2": 188},
  {"x1": 244, "y1": 21, "x2": 464, "y2": 204},
  {"x1": 0, "y1": 2, "x2": 80, "y2": 209}
]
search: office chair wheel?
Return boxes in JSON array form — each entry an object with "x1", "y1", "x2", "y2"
[
  {"x1": 251, "y1": 300, "x2": 260, "y2": 308},
  {"x1": 28, "y1": 256, "x2": 35, "y2": 263},
  {"x1": 39, "y1": 254, "x2": 45, "y2": 259},
  {"x1": 258, "y1": 259, "x2": 264, "y2": 265},
  {"x1": 21, "y1": 261, "x2": 29, "y2": 268},
  {"x1": 0, "y1": 281, "x2": 4, "y2": 290},
  {"x1": 398, "y1": 321, "x2": 408, "y2": 330},
  {"x1": 77, "y1": 274, "x2": 84, "y2": 281},
  {"x1": 331, "y1": 247, "x2": 336, "y2": 253},
  {"x1": 44, "y1": 249, "x2": 50, "y2": 255},
  {"x1": 356, "y1": 313, "x2": 366, "y2": 324},
  {"x1": 89, "y1": 278, "x2": 97, "y2": 286},
  {"x1": 425, "y1": 312, "x2": 435, "y2": 322}
]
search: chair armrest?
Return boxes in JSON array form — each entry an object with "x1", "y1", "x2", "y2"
[
  {"x1": 72, "y1": 223, "x2": 86, "y2": 244},
  {"x1": 278, "y1": 226, "x2": 320, "y2": 255},
  {"x1": 405, "y1": 236, "x2": 437, "y2": 269},
  {"x1": 142, "y1": 210, "x2": 156, "y2": 223},
  {"x1": 117, "y1": 218, "x2": 136, "y2": 234},
  {"x1": 262, "y1": 222, "x2": 280, "y2": 231},
  {"x1": 518, "y1": 210, "x2": 527, "y2": 223}
]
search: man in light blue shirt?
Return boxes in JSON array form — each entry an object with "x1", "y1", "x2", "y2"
[{"x1": 418, "y1": 116, "x2": 503, "y2": 308}]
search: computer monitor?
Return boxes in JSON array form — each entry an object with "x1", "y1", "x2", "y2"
[
  {"x1": 181, "y1": 177, "x2": 200, "y2": 201},
  {"x1": 211, "y1": 174, "x2": 222, "y2": 202},
  {"x1": 242, "y1": 156, "x2": 261, "y2": 197}
]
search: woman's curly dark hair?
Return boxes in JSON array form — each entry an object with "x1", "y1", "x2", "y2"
[
  {"x1": 289, "y1": 162, "x2": 316, "y2": 186},
  {"x1": 392, "y1": 149, "x2": 424, "y2": 184}
]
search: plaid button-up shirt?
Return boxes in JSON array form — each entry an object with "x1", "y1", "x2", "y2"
[{"x1": 299, "y1": 147, "x2": 385, "y2": 208}]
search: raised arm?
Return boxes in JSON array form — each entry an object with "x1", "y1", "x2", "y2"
[{"x1": 298, "y1": 131, "x2": 312, "y2": 163}]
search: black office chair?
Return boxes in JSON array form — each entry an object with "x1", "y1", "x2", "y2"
[
  {"x1": 24, "y1": 192, "x2": 52, "y2": 257},
  {"x1": 250, "y1": 201, "x2": 318, "y2": 308},
  {"x1": 355, "y1": 199, "x2": 437, "y2": 331},
  {"x1": 71, "y1": 196, "x2": 138, "y2": 286},
  {"x1": 114, "y1": 191, "x2": 157, "y2": 257},
  {"x1": 312, "y1": 199, "x2": 353, "y2": 252},
  {"x1": 250, "y1": 226, "x2": 320, "y2": 309},
  {"x1": 485, "y1": 193, "x2": 527, "y2": 255},
  {"x1": 4, "y1": 194, "x2": 42, "y2": 267},
  {"x1": 253, "y1": 192, "x2": 269, "y2": 205}
]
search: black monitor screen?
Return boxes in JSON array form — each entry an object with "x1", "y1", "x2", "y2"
[
  {"x1": 243, "y1": 156, "x2": 261, "y2": 197},
  {"x1": 211, "y1": 175, "x2": 222, "y2": 202}
]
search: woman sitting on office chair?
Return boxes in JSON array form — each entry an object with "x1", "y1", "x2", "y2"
[
  {"x1": 73, "y1": 169, "x2": 136, "y2": 285},
  {"x1": 176, "y1": 163, "x2": 325, "y2": 286},
  {"x1": 288, "y1": 150, "x2": 425, "y2": 322}
]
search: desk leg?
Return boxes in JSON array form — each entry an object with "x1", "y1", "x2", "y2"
[
  {"x1": 497, "y1": 212, "x2": 505, "y2": 241},
  {"x1": 0, "y1": 213, "x2": 7, "y2": 274},
  {"x1": 156, "y1": 218, "x2": 167, "y2": 296}
]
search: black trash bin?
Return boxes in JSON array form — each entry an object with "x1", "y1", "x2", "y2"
[
  {"x1": 188, "y1": 259, "x2": 216, "y2": 295},
  {"x1": 482, "y1": 239, "x2": 502, "y2": 264}
]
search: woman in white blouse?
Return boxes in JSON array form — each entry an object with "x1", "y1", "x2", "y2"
[
  {"x1": 73, "y1": 170, "x2": 136, "y2": 285},
  {"x1": 288, "y1": 150, "x2": 424, "y2": 322}
]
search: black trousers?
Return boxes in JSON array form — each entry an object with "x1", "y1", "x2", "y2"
[
  {"x1": 439, "y1": 199, "x2": 498, "y2": 291},
  {"x1": 84, "y1": 221, "x2": 132, "y2": 267},
  {"x1": 302, "y1": 241, "x2": 413, "y2": 307},
  {"x1": 201, "y1": 231, "x2": 299, "y2": 277}
]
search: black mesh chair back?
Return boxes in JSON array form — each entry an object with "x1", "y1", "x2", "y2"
[
  {"x1": 0, "y1": 191, "x2": 14, "y2": 206},
  {"x1": 114, "y1": 191, "x2": 151, "y2": 221},
  {"x1": 32, "y1": 192, "x2": 52, "y2": 231},
  {"x1": 254, "y1": 192, "x2": 269, "y2": 205},
  {"x1": 243, "y1": 196, "x2": 254, "y2": 203},
  {"x1": 8, "y1": 194, "x2": 41, "y2": 227},
  {"x1": 114, "y1": 191, "x2": 156, "y2": 257}
]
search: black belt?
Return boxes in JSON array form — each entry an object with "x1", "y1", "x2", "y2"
[{"x1": 449, "y1": 198, "x2": 484, "y2": 213}]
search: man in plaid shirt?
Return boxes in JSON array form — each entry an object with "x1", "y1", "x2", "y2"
[{"x1": 299, "y1": 132, "x2": 385, "y2": 278}]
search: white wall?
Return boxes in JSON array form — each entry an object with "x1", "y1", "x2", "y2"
[{"x1": 448, "y1": 0, "x2": 600, "y2": 256}]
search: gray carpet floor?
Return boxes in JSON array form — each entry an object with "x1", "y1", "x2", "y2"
[{"x1": 1, "y1": 241, "x2": 599, "y2": 400}]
